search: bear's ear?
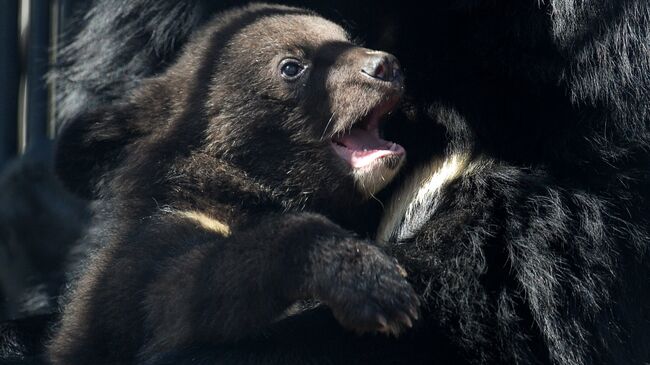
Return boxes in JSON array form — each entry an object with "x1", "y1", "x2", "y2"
[{"x1": 55, "y1": 106, "x2": 140, "y2": 199}]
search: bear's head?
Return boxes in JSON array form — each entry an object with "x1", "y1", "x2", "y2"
[{"x1": 56, "y1": 3, "x2": 405, "y2": 215}]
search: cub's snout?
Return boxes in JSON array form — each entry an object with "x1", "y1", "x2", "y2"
[{"x1": 360, "y1": 51, "x2": 402, "y2": 84}]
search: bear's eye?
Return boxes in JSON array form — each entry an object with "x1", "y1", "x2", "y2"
[{"x1": 279, "y1": 59, "x2": 305, "y2": 80}]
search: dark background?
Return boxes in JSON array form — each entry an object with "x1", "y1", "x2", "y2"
[{"x1": 0, "y1": 0, "x2": 89, "y2": 322}]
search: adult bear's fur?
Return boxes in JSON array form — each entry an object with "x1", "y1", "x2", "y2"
[
  {"x1": 49, "y1": 4, "x2": 418, "y2": 364},
  {"x1": 375, "y1": 2, "x2": 650, "y2": 364},
  {"x1": 34, "y1": 0, "x2": 650, "y2": 364}
]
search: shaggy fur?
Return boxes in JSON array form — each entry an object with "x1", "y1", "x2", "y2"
[
  {"x1": 375, "y1": 2, "x2": 650, "y2": 364},
  {"x1": 2, "y1": 0, "x2": 649, "y2": 364},
  {"x1": 48, "y1": 4, "x2": 417, "y2": 364}
]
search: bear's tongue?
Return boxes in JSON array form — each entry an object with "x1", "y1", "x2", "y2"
[{"x1": 332, "y1": 127, "x2": 405, "y2": 168}]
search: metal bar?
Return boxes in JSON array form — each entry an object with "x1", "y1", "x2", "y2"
[
  {"x1": 0, "y1": 1, "x2": 20, "y2": 167},
  {"x1": 17, "y1": 0, "x2": 30, "y2": 155}
]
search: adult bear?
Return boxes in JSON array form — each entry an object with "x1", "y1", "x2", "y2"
[
  {"x1": 50, "y1": 4, "x2": 418, "y2": 365},
  {"x1": 49, "y1": 1, "x2": 650, "y2": 365}
]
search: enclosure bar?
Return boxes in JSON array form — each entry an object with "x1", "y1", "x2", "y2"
[
  {"x1": 17, "y1": 0, "x2": 30, "y2": 155},
  {"x1": 0, "y1": 1, "x2": 20, "y2": 166}
]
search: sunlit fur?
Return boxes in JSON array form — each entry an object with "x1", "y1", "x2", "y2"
[
  {"x1": 48, "y1": 4, "x2": 418, "y2": 364},
  {"x1": 175, "y1": 210, "x2": 231, "y2": 237}
]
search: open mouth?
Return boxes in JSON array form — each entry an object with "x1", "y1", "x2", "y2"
[{"x1": 331, "y1": 98, "x2": 405, "y2": 169}]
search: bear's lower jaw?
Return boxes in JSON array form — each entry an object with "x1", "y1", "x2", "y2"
[
  {"x1": 330, "y1": 120, "x2": 406, "y2": 195},
  {"x1": 350, "y1": 153, "x2": 405, "y2": 197}
]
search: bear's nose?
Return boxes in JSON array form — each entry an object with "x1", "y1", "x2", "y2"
[{"x1": 361, "y1": 52, "x2": 401, "y2": 82}]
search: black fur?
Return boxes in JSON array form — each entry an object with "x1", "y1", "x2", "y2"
[
  {"x1": 5, "y1": 0, "x2": 647, "y2": 364},
  {"x1": 53, "y1": 0, "x2": 209, "y2": 127},
  {"x1": 376, "y1": 1, "x2": 650, "y2": 364},
  {"x1": 49, "y1": 4, "x2": 417, "y2": 364}
]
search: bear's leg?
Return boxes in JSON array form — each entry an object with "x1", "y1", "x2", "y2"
[{"x1": 49, "y1": 212, "x2": 419, "y2": 364}]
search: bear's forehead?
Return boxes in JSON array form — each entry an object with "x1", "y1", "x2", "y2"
[{"x1": 238, "y1": 14, "x2": 350, "y2": 50}]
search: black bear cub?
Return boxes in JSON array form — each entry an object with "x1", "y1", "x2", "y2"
[{"x1": 50, "y1": 3, "x2": 418, "y2": 364}]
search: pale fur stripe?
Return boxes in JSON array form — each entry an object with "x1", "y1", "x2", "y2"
[
  {"x1": 177, "y1": 210, "x2": 231, "y2": 237},
  {"x1": 377, "y1": 154, "x2": 469, "y2": 244}
]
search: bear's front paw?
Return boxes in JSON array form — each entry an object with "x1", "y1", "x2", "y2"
[{"x1": 310, "y1": 240, "x2": 420, "y2": 336}]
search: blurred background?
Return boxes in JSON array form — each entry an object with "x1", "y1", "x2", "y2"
[
  {"x1": 0, "y1": 0, "x2": 89, "y2": 322},
  {"x1": 1, "y1": 0, "x2": 84, "y2": 161}
]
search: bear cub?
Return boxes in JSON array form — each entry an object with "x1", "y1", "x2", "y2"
[{"x1": 50, "y1": 3, "x2": 418, "y2": 364}]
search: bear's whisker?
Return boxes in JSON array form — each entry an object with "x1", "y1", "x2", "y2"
[{"x1": 321, "y1": 112, "x2": 336, "y2": 141}]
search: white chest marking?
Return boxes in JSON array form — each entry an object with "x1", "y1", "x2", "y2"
[
  {"x1": 176, "y1": 210, "x2": 231, "y2": 237},
  {"x1": 377, "y1": 154, "x2": 468, "y2": 244}
]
